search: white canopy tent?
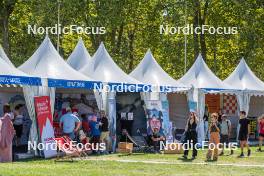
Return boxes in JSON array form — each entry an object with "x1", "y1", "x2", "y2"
[
  {"x1": 67, "y1": 38, "x2": 92, "y2": 70},
  {"x1": 224, "y1": 58, "x2": 264, "y2": 115},
  {"x1": 130, "y1": 50, "x2": 190, "y2": 138},
  {"x1": 80, "y1": 42, "x2": 143, "y2": 151},
  {"x1": 18, "y1": 36, "x2": 99, "y2": 155},
  {"x1": 179, "y1": 54, "x2": 233, "y2": 143},
  {"x1": 0, "y1": 45, "x2": 15, "y2": 67},
  {"x1": 80, "y1": 42, "x2": 142, "y2": 85},
  {"x1": 0, "y1": 56, "x2": 41, "y2": 86},
  {"x1": 80, "y1": 42, "x2": 144, "y2": 110},
  {"x1": 130, "y1": 49, "x2": 188, "y2": 91},
  {"x1": 0, "y1": 54, "x2": 41, "y2": 155}
]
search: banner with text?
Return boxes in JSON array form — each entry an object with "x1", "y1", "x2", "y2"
[{"x1": 34, "y1": 96, "x2": 57, "y2": 158}]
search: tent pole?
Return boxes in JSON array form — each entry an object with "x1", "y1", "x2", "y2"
[
  {"x1": 184, "y1": 0, "x2": 187, "y2": 73},
  {"x1": 57, "y1": 0, "x2": 60, "y2": 53}
]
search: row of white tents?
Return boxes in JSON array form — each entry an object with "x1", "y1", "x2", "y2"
[{"x1": 1, "y1": 36, "x2": 264, "y2": 150}]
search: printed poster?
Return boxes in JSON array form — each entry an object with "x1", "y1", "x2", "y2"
[{"x1": 34, "y1": 96, "x2": 57, "y2": 158}]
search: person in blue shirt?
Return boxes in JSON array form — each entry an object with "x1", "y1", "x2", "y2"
[
  {"x1": 90, "y1": 115, "x2": 101, "y2": 153},
  {"x1": 59, "y1": 107, "x2": 81, "y2": 140}
]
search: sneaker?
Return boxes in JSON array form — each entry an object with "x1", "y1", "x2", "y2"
[
  {"x1": 247, "y1": 149, "x2": 251, "y2": 157},
  {"x1": 213, "y1": 157, "x2": 218, "y2": 161},
  {"x1": 239, "y1": 153, "x2": 245, "y2": 158},
  {"x1": 219, "y1": 152, "x2": 224, "y2": 156},
  {"x1": 256, "y1": 148, "x2": 262, "y2": 152},
  {"x1": 191, "y1": 156, "x2": 196, "y2": 160},
  {"x1": 182, "y1": 155, "x2": 187, "y2": 159}
]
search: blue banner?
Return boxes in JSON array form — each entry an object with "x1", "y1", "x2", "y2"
[
  {"x1": 0, "y1": 75, "x2": 41, "y2": 86},
  {"x1": 48, "y1": 78, "x2": 102, "y2": 89}
]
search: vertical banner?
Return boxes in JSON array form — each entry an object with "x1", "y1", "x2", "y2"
[
  {"x1": 34, "y1": 96, "x2": 57, "y2": 158},
  {"x1": 161, "y1": 101, "x2": 170, "y2": 138},
  {"x1": 108, "y1": 98, "x2": 116, "y2": 152},
  {"x1": 145, "y1": 100, "x2": 163, "y2": 135},
  {"x1": 188, "y1": 101, "x2": 197, "y2": 112}
]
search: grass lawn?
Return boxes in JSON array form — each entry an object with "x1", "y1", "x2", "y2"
[{"x1": 0, "y1": 147, "x2": 264, "y2": 176}]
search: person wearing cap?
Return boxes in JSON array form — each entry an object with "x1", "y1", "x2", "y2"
[
  {"x1": 59, "y1": 107, "x2": 81, "y2": 140},
  {"x1": 219, "y1": 114, "x2": 233, "y2": 155},
  {"x1": 183, "y1": 111, "x2": 198, "y2": 160}
]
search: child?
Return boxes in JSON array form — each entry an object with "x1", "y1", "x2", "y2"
[
  {"x1": 257, "y1": 115, "x2": 264, "y2": 152},
  {"x1": 238, "y1": 111, "x2": 251, "y2": 157},
  {"x1": 206, "y1": 113, "x2": 220, "y2": 161}
]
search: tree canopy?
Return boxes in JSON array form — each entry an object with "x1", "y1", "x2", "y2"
[{"x1": 0, "y1": 0, "x2": 263, "y2": 80}]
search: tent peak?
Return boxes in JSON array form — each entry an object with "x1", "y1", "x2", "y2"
[{"x1": 67, "y1": 38, "x2": 91, "y2": 70}]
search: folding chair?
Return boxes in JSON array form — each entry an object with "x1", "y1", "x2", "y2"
[{"x1": 54, "y1": 137, "x2": 81, "y2": 162}]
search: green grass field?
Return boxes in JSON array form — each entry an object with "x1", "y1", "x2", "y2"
[{"x1": 0, "y1": 147, "x2": 264, "y2": 176}]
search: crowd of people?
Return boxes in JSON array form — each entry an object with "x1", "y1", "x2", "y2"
[
  {"x1": 1, "y1": 102, "x2": 264, "y2": 163},
  {"x1": 59, "y1": 107, "x2": 110, "y2": 154},
  {"x1": 183, "y1": 110, "x2": 264, "y2": 161},
  {"x1": 0, "y1": 104, "x2": 32, "y2": 162}
]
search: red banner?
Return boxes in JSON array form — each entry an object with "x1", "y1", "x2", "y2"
[
  {"x1": 35, "y1": 96, "x2": 53, "y2": 136},
  {"x1": 34, "y1": 96, "x2": 57, "y2": 158}
]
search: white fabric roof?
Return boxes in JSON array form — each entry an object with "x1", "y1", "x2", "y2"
[
  {"x1": 179, "y1": 54, "x2": 230, "y2": 90},
  {"x1": 130, "y1": 50, "x2": 187, "y2": 88},
  {"x1": 0, "y1": 56, "x2": 28, "y2": 77},
  {"x1": 0, "y1": 45, "x2": 14, "y2": 67},
  {"x1": 19, "y1": 36, "x2": 93, "y2": 82},
  {"x1": 0, "y1": 55, "x2": 41, "y2": 85},
  {"x1": 80, "y1": 42, "x2": 141, "y2": 84},
  {"x1": 224, "y1": 58, "x2": 264, "y2": 91},
  {"x1": 67, "y1": 38, "x2": 91, "y2": 70}
]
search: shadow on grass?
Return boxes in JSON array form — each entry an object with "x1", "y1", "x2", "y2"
[{"x1": 177, "y1": 157, "x2": 195, "y2": 162}]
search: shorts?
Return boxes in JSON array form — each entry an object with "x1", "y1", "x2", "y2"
[
  {"x1": 259, "y1": 133, "x2": 264, "y2": 138},
  {"x1": 220, "y1": 134, "x2": 230, "y2": 144},
  {"x1": 100, "y1": 131, "x2": 109, "y2": 141},
  {"x1": 14, "y1": 124, "x2": 23, "y2": 138},
  {"x1": 238, "y1": 132, "x2": 248, "y2": 141}
]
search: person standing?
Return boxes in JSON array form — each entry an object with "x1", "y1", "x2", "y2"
[
  {"x1": 219, "y1": 114, "x2": 233, "y2": 155},
  {"x1": 99, "y1": 111, "x2": 109, "y2": 153},
  {"x1": 183, "y1": 111, "x2": 198, "y2": 160},
  {"x1": 0, "y1": 105, "x2": 16, "y2": 162},
  {"x1": 257, "y1": 114, "x2": 264, "y2": 152},
  {"x1": 90, "y1": 115, "x2": 101, "y2": 153},
  {"x1": 238, "y1": 111, "x2": 251, "y2": 157},
  {"x1": 204, "y1": 106, "x2": 209, "y2": 140},
  {"x1": 13, "y1": 105, "x2": 24, "y2": 146},
  {"x1": 206, "y1": 113, "x2": 220, "y2": 161},
  {"x1": 59, "y1": 107, "x2": 81, "y2": 140}
]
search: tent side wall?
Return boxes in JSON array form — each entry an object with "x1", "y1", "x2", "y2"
[
  {"x1": 167, "y1": 93, "x2": 189, "y2": 129},
  {"x1": 248, "y1": 96, "x2": 264, "y2": 117}
]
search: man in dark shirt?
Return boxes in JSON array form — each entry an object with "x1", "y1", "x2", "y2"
[
  {"x1": 238, "y1": 111, "x2": 251, "y2": 157},
  {"x1": 151, "y1": 128, "x2": 165, "y2": 153},
  {"x1": 99, "y1": 110, "x2": 109, "y2": 153}
]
